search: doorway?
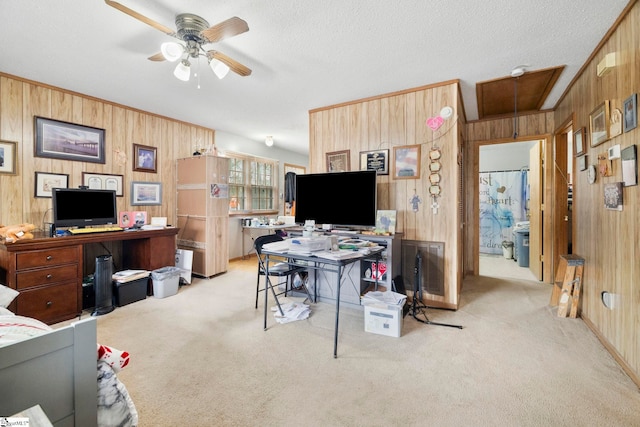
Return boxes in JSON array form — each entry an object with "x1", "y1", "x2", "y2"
[{"x1": 478, "y1": 140, "x2": 538, "y2": 281}]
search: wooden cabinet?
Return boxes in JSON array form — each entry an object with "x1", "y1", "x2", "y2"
[
  {"x1": 11, "y1": 245, "x2": 82, "y2": 324},
  {"x1": 177, "y1": 155, "x2": 230, "y2": 277}
]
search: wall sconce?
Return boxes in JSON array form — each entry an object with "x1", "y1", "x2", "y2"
[{"x1": 265, "y1": 136, "x2": 274, "y2": 147}]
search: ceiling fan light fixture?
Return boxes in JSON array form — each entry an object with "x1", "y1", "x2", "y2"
[
  {"x1": 161, "y1": 42, "x2": 183, "y2": 62},
  {"x1": 174, "y1": 60, "x2": 191, "y2": 81},
  {"x1": 210, "y1": 58, "x2": 230, "y2": 79},
  {"x1": 265, "y1": 136, "x2": 274, "y2": 147}
]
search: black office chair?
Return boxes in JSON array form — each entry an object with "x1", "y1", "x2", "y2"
[{"x1": 254, "y1": 234, "x2": 311, "y2": 310}]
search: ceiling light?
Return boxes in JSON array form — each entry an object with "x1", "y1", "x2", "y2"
[
  {"x1": 265, "y1": 136, "x2": 274, "y2": 147},
  {"x1": 173, "y1": 60, "x2": 191, "y2": 81},
  {"x1": 511, "y1": 66, "x2": 527, "y2": 78},
  {"x1": 210, "y1": 58, "x2": 230, "y2": 79},
  {"x1": 161, "y1": 42, "x2": 183, "y2": 62}
]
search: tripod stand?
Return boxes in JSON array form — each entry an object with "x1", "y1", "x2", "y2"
[{"x1": 409, "y1": 252, "x2": 463, "y2": 329}]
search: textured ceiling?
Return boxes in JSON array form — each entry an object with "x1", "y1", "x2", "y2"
[{"x1": 0, "y1": 0, "x2": 630, "y2": 154}]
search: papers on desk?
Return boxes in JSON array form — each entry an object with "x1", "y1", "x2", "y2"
[
  {"x1": 271, "y1": 302, "x2": 311, "y2": 324},
  {"x1": 361, "y1": 290, "x2": 407, "y2": 306},
  {"x1": 112, "y1": 269, "x2": 150, "y2": 283},
  {"x1": 262, "y1": 240, "x2": 291, "y2": 252},
  {"x1": 312, "y1": 250, "x2": 364, "y2": 260}
]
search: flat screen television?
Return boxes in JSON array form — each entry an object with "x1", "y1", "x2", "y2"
[
  {"x1": 294, "y1": 170, "x2": 377, "y2": 228},
  {"x1": 52, "y1": 188, "x2": 117, "y2": 228}
]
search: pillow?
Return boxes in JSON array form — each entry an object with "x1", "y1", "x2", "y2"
[
  {"x1": 0, "y1": 284, "x2": 19, "y2": 308},
  {"x1": 0, "y1": 307, "x2": 14, "y2": 316},
  {"x1": 0, "y1": 314, "x2": 52, "y2": 346},
  {"x1": 97, "y1": 360, "x2": 139, "y2": 427},
  {"x1": 97, "y1": 343, "x2": 130, "y2": 373}
]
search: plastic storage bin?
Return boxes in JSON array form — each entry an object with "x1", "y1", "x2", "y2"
[
  {"x1": 514, "y1": 229, "x2": 530, "y2": 268},
  {"x1": 151, "y1": 267, "x2": 181, "y2": 298},
  {"x1": 113, "y1": 277, "x2": 148, "y2": 306}
]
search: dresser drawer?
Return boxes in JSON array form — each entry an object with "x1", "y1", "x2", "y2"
[
  {"x1": 16, "y1": 281, "x2": 79, "y2": 324},
  {"x1": 16, "y1": 246, "x2": 80, "y2": 270},
  {"x1": 16, "y1": 264, "x2": 79, "y2": 289}
]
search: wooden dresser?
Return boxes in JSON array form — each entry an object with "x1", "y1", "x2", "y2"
[{"x1": 0, "y1": 228, "x2": 178, "y2": 324}]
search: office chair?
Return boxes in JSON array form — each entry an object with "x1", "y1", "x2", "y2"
[{"x1": 254, "y1": 234, "x2": 312, "y2": 310}]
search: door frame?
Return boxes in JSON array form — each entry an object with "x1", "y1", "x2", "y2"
[{"x1": 471, "y1": 134, "x2": 554, "y2": 283}]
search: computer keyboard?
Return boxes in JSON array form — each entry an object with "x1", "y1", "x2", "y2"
[{"x1": 68, "y1": 226, "x2": 123, "y2": 234}]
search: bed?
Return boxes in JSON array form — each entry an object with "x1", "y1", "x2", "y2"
[{"x1": 0, "y1": 286, "x2": 137, "y2": 426}]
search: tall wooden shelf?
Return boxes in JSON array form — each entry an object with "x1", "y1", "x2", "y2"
[{"x1": 176, "y1": 156, "x2": 230, "y2": 277}]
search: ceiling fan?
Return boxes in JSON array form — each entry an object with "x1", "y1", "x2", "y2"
[{"x1": 105, "y1": 0, "x2": 252, "y2": 82}]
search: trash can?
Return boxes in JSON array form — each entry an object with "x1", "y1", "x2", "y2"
[
  {"x1": 502, "y1": 241, "x2": 514, "y2": 259},
  {"x1": 151, "y1": 267, "x2": 182, "y2": 298},
  {"x1": 514, "y1": 229, "x2": 530, "y2": 268}
]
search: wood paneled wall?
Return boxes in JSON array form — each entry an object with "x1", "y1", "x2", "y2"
[
  {"x1": 309, "y1": 81, "x2": 464, "y2": 308},
  {"x1": 553, "y1": 3, "x2": 640, "y2": 384},
  {"x1": 0, "y1": 73, "x2": 212, "y2": 231}
]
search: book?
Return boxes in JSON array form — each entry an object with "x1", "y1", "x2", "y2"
[{"x1": 112, "y1": 269, "x2": 150, "y2": 283}]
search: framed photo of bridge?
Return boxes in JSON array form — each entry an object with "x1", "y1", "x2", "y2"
[{"x1": 34, "y1": 116, "x2": 106, "y2": 164}]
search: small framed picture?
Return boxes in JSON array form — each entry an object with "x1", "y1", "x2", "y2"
[
  {"x1": 393, "y1": 144, "x2": 421, "y2": 179},
  {"x1": 0, "y1": 140, "x2": 17, "y2": 175},
  {"x1": 82, "y1": 172, "x2": 124, "y2": 196},
  {"x1": 578, "y1": 154, "x2": 588, "y2": 171},
  {"x1": 326, "y1": 150, "x2": 350, "y2": 172},
  {"x1": 130, "y1": 181, "x2": 162, "y2": 205},
  {"x1": 133, "y1": 144, "x2": 157, "y2": 173},
  {"x1": 573, "y1": 128, "x2": 585, "y2": 157},
  {"x1": 590, "y1": 101, "x2": 610, "y2": 147},
  {"x1": 623, "y1": 93, "x2": 637, "y2": 133},
  {"x1": 35, "y1": 171, "x2": 69, "y2": 198},
  {"x1": 359, "y1": 149, "x2": 389, "y2": 175}
]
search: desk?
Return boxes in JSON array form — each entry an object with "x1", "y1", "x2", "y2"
[
  {"x1": 0, "y1": 228, "x2": 178, "y2": 324},
  {"x1": 241, "y1": 224, "x2": 299, "y2": 258},
  {"x1": 261, "y1": 245, "x2": 383, "y2": 358}
]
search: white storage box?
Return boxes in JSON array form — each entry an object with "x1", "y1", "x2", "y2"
[
  {"x1": 363, "y1": 300, "x2": 405, "y2": 337},
  {"x1": 151, "y1": 267, "x2": 181, "y2": 298}
]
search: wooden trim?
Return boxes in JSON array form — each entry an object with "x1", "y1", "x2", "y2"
[
  {"x1": 309, "y1": 79, "x2": 460, "y2": 113},
  {"x1": 554, "y1": 0, "x2": 639, "y2": 109},
  {"x1": 467, "y1": 108, "x2": 555, "y2": 125},
  {"x1": 582, "y1": 315, "x2": 640, "y2": 388},
  {"x1": 0, "y1": 71, "x2": 214, "y2": 133}
]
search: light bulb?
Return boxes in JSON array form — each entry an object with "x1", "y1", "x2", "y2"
[{"x1": 173, "y1": 60, "x2": 191, "y2": 81}]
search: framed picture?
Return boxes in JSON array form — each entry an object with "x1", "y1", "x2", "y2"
[
  {"x1": 82, "y1": 172, "x2": 124, "y2": 196},
  {"x1": 326, "y1": 150, "x2": 350, "y2": 172},
  {"x1": 359, "y1": 149, "x2": 389, "y2": 175},
  {"x1": 130, "y1": 181, "x2": 162, "y2": 205},
  {"x1": 133, "y1": 144, "x2": 157, "y2": 173},
  {"x1": 604, "y1": 182, "x2": 623, "y2": 211},
  {"x1": 623, "y1": 93, "x2": 637, "y2": 133},
  {"x1": 0, "y1": 140, "x2": 17, "y2": 175},
  {"x1": 589, "y1": 101, "x2": 610, "y2": 147},
  {"x1": 573, "y1": 128, "x2": 585, "y2": 157},
  {"x1": 621, "y1": 145, "x2": 637, "y2": 187},
  {"x1": 34, "y1": 116, "x2": 105, "y2": 164},
  {"x1": 393, "y1": 144, "x2": 421, "y2": 179},
  {"x1": 578, "y1": 154, "x2": 588, "y2": 171},
  {"x1": 34, "y1": 171, "x2": 69, "y2": 198}
]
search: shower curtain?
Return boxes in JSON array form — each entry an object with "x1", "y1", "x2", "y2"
[{"x1": 479, "y1": 170, "x2": 528, "y2": 255}]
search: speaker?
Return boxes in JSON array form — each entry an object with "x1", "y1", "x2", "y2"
[{"x1": 92, "y1": 254, "x2": 115, "y2": 316}]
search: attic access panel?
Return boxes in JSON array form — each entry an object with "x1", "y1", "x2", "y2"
[{"x1": 476, "y1": 66, "x2": 565, "y2": 119}]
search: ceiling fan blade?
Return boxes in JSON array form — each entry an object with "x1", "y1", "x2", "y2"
[
  {"x1": 104, "y1": 0, "x2": 175, "y2": 36},
  {"x1": 200, "y1": 17, "x2": 249, "y2": 43},
  {"x1": 207, "y1": 51, "x2": 252, "y2": 76},
  {"x1": 148, "y1": 52, "x2": 166, "y2": 62}
]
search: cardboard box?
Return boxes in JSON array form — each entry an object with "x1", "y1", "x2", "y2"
[
  {"x1": 364, "y1": 301, "x2": 404, "y2": 337},
  {"x1": 113, "y1": 277, "x2": 148, "y2": 306}
]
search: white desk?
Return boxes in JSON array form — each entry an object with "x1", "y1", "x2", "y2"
[
  {"x1": 260, "y1": 244, "x2": 384, "y2": 358},
  {"x1": 241, "y1": 224, "x2": 299, "y2": 258}
]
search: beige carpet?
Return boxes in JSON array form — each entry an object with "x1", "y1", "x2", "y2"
[{"x1": 81, "y1": 261, "x2": 640, "y2": 426}]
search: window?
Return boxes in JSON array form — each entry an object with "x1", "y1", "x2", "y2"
[{"x1": 227, "y1": 152, "x2": 278, "y2": 213}]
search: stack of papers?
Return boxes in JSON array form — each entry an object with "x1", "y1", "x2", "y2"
[
  {"x1": 271, "y1": 302, "x2": 311, "y2": 324},
  {"x1": 361, "y1": 290, "x2": 407, "y2": 306},
  {"x1": 112, "y1": 269, "x2": 150, "y2": 283}
]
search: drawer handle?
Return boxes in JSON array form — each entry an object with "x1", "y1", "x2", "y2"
[
  {"x1": 46, "y1": 301, "x2": 53, "y2": 308},
  {"x1": 46, "y1": 255, "x2": 53, "y2": 261},
  {"x1": 46, "y1": 274, "x2": 53, "y2": 279}
]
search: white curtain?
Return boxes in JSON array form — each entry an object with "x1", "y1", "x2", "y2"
[{"x1": 479, "y1": 170, "x2": 528, "y2": 255}]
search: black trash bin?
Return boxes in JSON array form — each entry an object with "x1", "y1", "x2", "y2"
[{"x1": 514, "y1": 229, "x2": 530, "y2": 268}]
